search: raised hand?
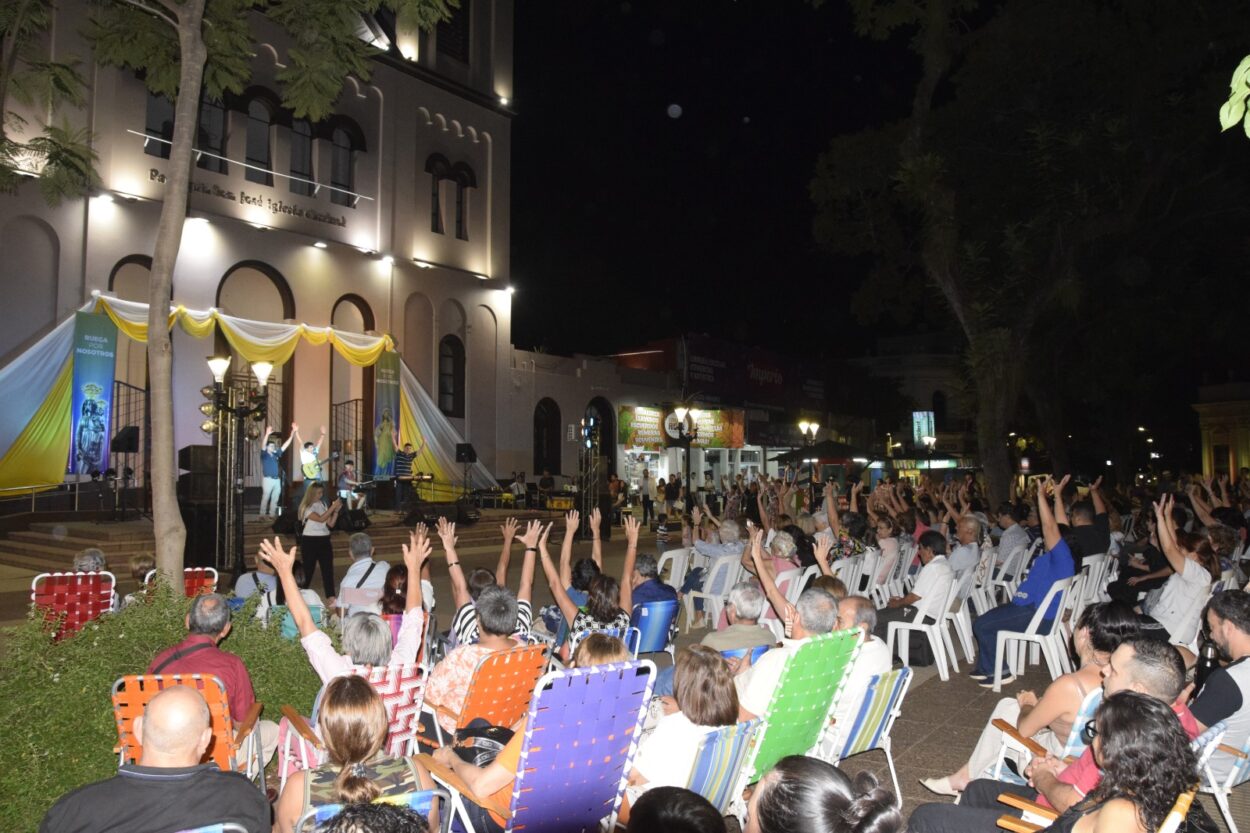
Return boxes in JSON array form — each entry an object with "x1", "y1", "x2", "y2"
[
  {"x1": 623, "y1": 514, "x2": 641, "y2": 545},
  {"x1": 402, "y1": 530, "x2": 432, "y2": 569},
  {"x1": 259, "y1": 536, "x2": 297, "y2": 575},
  {"x1": 500, "y1": 517, "x2": 519, "y2": 540},
  {"x1": 1090, "y1": 476, "x2": 1103, "y2": 492},
  {"x1": 692, "y1": 506, "x2": 703, "y2": 526},
  {"x1": 564, "y1": 509, "x2": 580, "y2": 532},
  {"x1": 1055, "y1": 474, "x2": 1071, "y2": 495},
  {"x1": 413, "y1": 521, "x2": 428, "y2": 540},
  {"x1": 436, "y1": 516, "x2": 458, "y2": 551},
  {"x1": 319, "y1": 424, "x2": 327, "y2": 437},
  {"x1": 518, "y1": 519, "x2": 543, "y2": 549},
  {"x1": 782, "y1": 602, "x2": 798, "y2": 638},
  {"x1": 589, "y1": 507, "x2": 602, "y2": 537},
  {"x1": 814, "y1": 534, "x2": 833, "y2": 566}
]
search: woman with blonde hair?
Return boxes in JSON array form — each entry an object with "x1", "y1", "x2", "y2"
[
  {"x1": 298, "y1": 482, "x2": 342, "y2": 599},
  {"x1": 272, "y1": 675, "x2": 436, "y2": 832}
]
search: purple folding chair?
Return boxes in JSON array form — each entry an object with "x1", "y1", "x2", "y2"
[{"x1": 420, "y1": 659, "x2": 656, "y2": 833}]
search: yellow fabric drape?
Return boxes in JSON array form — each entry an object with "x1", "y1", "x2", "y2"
[
  {"x1": 0, "y1": 357, "x2": 72, "y2": 494},
  {"x1": 91, "y1": 297, "x2": 395, "y2": 368},
  {"x1": 398, "y1": 393, "x2": 456, "y2": 500}
]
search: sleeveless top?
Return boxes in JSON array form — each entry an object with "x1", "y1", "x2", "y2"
[
  {"x1": 1047, "y1": 802, "x2": 1103, "y2": 833},
  {"x1": 304, "y1": 754, "x2": 420, "y2": 809}
]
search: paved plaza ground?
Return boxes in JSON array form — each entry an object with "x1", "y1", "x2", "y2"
[{"x1": 0, "y1": 512, "x2": 1246, "y2": 829}]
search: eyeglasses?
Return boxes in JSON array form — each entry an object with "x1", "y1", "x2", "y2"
[{"x1": 1080, "y1": 719, "x2": 1098, "y2": 744}]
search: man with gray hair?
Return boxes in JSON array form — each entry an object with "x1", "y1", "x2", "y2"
[
  {"x1": 629, "y1": 552, "x2": 678, "y2": 606},
  {"x1": 826, "y1": 596, "x2": 892, "y2": 731},
  {"x1": 700, "y1": 581, "x2": 776, "y2": 653},
  {"x1": 147, "y1": 593, "x2": 277, "y2": 765},
  {"x1": 40, "y1": 686, "x2": 268, "y2": 833},
  {"x1": 72, "y1": 546, "x2": 108, "y2": 573},
  {"x1": 338, "y1": 531, "x2": 389, "y2": 616},
  {"x1": 733, "y1": 587, "x2": 839, "y2": 721}
]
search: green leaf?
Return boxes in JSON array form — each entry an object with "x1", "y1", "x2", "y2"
[{"x1": 1219, "y1": 93, "x2": 1247, "y2": 132}]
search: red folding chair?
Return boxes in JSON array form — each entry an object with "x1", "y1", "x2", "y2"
[{"x1": 31, "y1": 571, "x2": 116, "y2": 639}]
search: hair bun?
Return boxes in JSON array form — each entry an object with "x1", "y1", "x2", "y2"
[{"x1": 843, "y1": 776, "x2": 905, "y2": 833}]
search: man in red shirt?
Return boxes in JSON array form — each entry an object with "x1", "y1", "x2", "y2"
[
  {"x1": 147, "y1": 593, "x2": 277, "y2": 766},
  {"x1": 908, "y1": 637, "x2": 1199, "y2": 833}
]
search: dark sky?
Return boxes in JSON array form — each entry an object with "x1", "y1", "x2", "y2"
[{"x1": 509, "y1": 1, "x2": 915, "y2": 357}]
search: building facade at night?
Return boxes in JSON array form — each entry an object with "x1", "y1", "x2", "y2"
[{"x1": 0, "y1": 0, "x2": 515, "y2": 489}]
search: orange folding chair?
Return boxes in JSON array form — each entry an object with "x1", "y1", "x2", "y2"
[
  {"x1": 419, "y1": 643, "x2": 548, "y2": 748},
  {"x1": 31, "y1": 571, "x2": 116, "y2": 639},
  {"x1": 145, "y1": 567, "x2": 218, "y2": 597},
  {"x1": 112, "y1": 673, "x2": 264, "y2": 789}
]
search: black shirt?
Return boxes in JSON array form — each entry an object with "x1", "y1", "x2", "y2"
[
  {"x1": 1070, "y1": 514, "x2": 1111, "y2": 563},
  {"x1": 41, "y1": 763, "x2": 270, "y2": 833}
]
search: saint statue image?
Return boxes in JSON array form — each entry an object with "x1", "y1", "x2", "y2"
[
  {"x1": 75, "y1": 383, "x2": 109, "y2": 474},
  {"x1": 374, "y1": 407, "x2": 396, "y2": 476}
]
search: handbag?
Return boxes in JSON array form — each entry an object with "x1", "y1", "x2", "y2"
[{"x1": 452, "y1": 717, "x2": 515, "y2": 768}]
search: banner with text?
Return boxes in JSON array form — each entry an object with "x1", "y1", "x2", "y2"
[
  {"x1": 68, "y1": 312, "x2": 118, "y2": 474},
  {"x1": 372, "y1": 351, "x2": 401, "y2": 476},
  {"x1": 618, "y1": 405, "x2": 745, "y2": 450}
]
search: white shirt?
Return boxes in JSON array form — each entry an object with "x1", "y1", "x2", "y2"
[
  {"x1": 949, "y1": 542, "x2": 980, "y2": 576},
  {"x1": 256, "y1": 587, "x2": 324, "y2": 620},
  {"x1": 301, "y1": 501, "x2": 331, "y2": 536},
  {"x1": 830, "y1": 634, "x2": 892, "y2": 730},
  {"x1": 735, "y1": 637, "x2": 807, "y2": 717},
  {"x1": 641, "y1": 477, "x2": 657, "y2": 500},
  {"x1": 1148, "y1": 558, "x2": 1212, "y2": 645},
  {"x1": 998, "y1": 524, "x2": 1030, "y2": 564},
  {"x1": 338, "y1": 558, "x2": 390, "y2": 614},
  {"x1": 633, "y1": 711, "x2": 719, "y2": 789},
  {"x1": 909, "y1": 555, "x2": 954, "y2": 618}
]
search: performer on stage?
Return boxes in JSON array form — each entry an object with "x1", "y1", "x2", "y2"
[
  {"x1": 295, "y1": 424, "x2": 327, "y2": 494},
  {"x1": 392, "y1": 435, "x2": 426, "y2": 510},
  {"x1": 298, "y1": 483, "x2": 341, "y2": 600},
  {"x1": 337, "y1": 459, "x2": 366, "y2": 511},
  {"x1": 258, "y1": 422, "x2": 296, "y2": 519}
]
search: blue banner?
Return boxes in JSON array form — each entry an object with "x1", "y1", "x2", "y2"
[
  {"x1": 69, "y1": 312, "x2": 118, "y2": 475},
  {"x1": 372, "y1": 351, "x2": 401, "y2": 476}
]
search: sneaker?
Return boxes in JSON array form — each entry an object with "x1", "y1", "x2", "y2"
[
  {"x1": 979, "y1": 674, "x2": 1015, "y2": 688},
  {"x1": 968, "y1": 672, "x2": 990, "y2": 681},
  {"x1": 919, "y1": 777, "x2": 961, "y2": 797}
]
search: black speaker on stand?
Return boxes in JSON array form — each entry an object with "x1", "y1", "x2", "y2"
[{"x1": 455, "y1": 443, "x2": 477, "y2": 499}]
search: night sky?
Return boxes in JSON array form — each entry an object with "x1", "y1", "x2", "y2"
[{"x1": 509, "y1": 1, "x2": 915, "y2": 357}]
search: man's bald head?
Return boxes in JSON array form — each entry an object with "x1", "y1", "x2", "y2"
[
  {"x1": 135, "y1": 686, "x2": 212, "y2": 765},
  {"x1": 957, "y1": 515, "x2": 981, "y2": 545}
]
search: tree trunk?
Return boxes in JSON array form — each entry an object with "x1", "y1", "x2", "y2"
[
  {"x1": 968, "y1": 330, "x2": 1023, "y2": 506},
  {"x1": 148, "y1": 0, "x2": 207, "y2": 579},
  {"x1": 1025, "y1": 379, "x2": 1071, "y2": 476}
]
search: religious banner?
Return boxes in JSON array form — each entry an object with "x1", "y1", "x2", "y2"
[
  {"x1": 372, "y1": 351, "x2": 401, "y2": 476},
  {"x1": 68, "y1": 312, "x2": 118, "y2": 474}
]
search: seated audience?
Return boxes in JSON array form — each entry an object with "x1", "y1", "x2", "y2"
[
  {"x1": 255, "y1": 560, "x2": 324, "y2": 623},
  {"x1": 338, "y1": 532, "x2": 389, "y2": 617},
  {"x1": 922, "y1": 601, "x2": 1140, "y2": 796},
  {"x1": 120, "y1": 552, "x2": 155, "y2": 609},
  {"x1": 442, "y1": 517, "x2": 536, "y2": 645},
  {"x1": 1068, "y1": 478, "x2": 1112, "y2": 564},
  {"x1": 147, "y1": 591, "x2": 278, "y2": 764},
  {"x1": 682, "y1": 511, "x2": 744, "y2": 627},
  {"x1": 273, "y1": 675, "x2": 437, "y2": 833},
  {"x1": 744, "y1": 755, "x2": 904, "y2": 833},
  {"x1": 1145, "y1": 494, "x2": 1219, "y2": 645},
  {"x1": 232, "y1": 552, "x2": 276, "y2": 600},
  {"x1": 969, "y1": 475, "x2": 1076, "y2": 687},
  {"x1": 627, "y1": 645, "x2": 740, "y2": 801},
  {"x1": 699, "y1": 581, "x2": 775, "y2": 653},
  {"x1": 539, "y1": 515, "x2": 642, "y2": 636},
  {"x1": 538, "y1": 509, "x2": 602, "y2": 645},
  {"x1": 630, "y1": 552, "x2": 679, "y2": 605},
  {"x1": 379, "y1": 564, "x2": 407, "y2": 615},
  {"x1": 871, "y1": 516, "x2": 902, "y2": 586},
  {"x1": 426, "y1": 635, "x2": 631, "y2": 833},
  {"x1": 40, "y1": 686, "x2": 269, "y2": 833},
  {"x1": 72, "y1": 546, "x2": 107, "y2": 573},
  {"x1": 319, "y1": 801, "x2": 430, "y2": 833},
  {"x1": 872, "y1": 529, "x2": 953, "y2": 667},
  {"x1": 995, "y1": 501, "x2": 1031, "y2": 568},
  {"x1": 1106, "y1": 512, "x2": 1171, "y2": 606},
  {"x1": 626, "y1": 786, "x2": 725, "y2": 833},
  {"x1": 828, "y1": 596, "x2": 892, "y2": 731},
  {"x1": 1190, "y1": 589, "x2": 1250, "y2": 785}
]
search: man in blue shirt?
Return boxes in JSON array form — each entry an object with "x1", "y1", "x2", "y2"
[
  {"x1": 969, "y1": 474, "x2": 1077, "y2": 687},
  {"x1": 258, "y1": 422, "x2": 296, "y2": 519},
  {"x1": 630, "y1": 553, "x2": 679, "y2": 605}
]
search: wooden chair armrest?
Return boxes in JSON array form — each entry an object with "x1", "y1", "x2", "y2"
[
  {"x1": 996, "y1": 815, "x2": 1042, "y2": 833},
  {"x1": 997, "y1": 793, "x2": 1057, "y2": 820},
  {"x1": 415, "y1": 753, "x2": 513, "y2": 821},
  {"x1": 991, "y1": 718, "x2": 1048, "y2": 758},
  {"x1": 1218, "y1": 743, "x2": 1249, "y2": 759},
  {"x1": 234, "y1": 701, "x2": 263, "y2": 746},
  {"x1": 280, "y1": 704, "x2": 322, "y2": 747}
]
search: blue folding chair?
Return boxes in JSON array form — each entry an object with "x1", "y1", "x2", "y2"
[
  {"x1": 819, "y1": 667, "x2": 912, "y2": 807},
  {"x1": 570, "y1": 626, "x2": 641, "y2": 659},
  {"x1": 685, "y1": 719, "x2": 763, "y2": 814},
  {"x1": 631, "y1": 599, "x2": 679, "y2": 658},
  {"x1": 294, "y1": 789, "x2": 451, "y2": 833}
]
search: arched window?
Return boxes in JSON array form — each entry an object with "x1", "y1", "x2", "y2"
[
  {"x1": 244, "y1": 99, "x2": 273, "y2": 185},
  {"x1": 330, "y1": 127, "x2": 355, "y2": 207},
  {"x1": 196, "y1": 93, "x2": 227, "y2": 174},
  {"x1": 534, "y1": 398, "x2": 562, "y2": 475},
  {"x1": 289, "y1": 119, "x2": 314, "y2": 196},
  {"x1": 425, "y1": 154, "x2": 451, "y2": 234},
  {"x1": 144, "y1": 91, "x2": 174, "y2": 159},
  {"x1": 439, "y1": 335, "x2": 465, "y2": 417},
  {"x1": 437, "y1": 0, "x2": 471, "y2": 63},
  {"x1": 452, "y1": 162, "x2": 476, "y2": 241}
]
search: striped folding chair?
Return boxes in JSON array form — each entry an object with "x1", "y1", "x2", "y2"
[
  {"x1": 419, "y1": 660, "x2": 656, "y2": 833},
  {"x1": 685, "y1": 719, "x2": 763, "y2": 815},
  {"x1": 31, "y1": 570, "x2": 116, "y2": 639},
  {"x1": 1200, "y1": 724, "x2": 1250, "y2": 833},
  {"x1": 818, "y1": 668, "x2": 912, "y2": 806},
  {"x1": 278, "y1": 663, "x2": 426, "y2": 790},
  {"x1": 145, "y1": 567, "x2": 218, "y2": 597},
  {"x1": 418, "y1": 644, "x2": 548, "y2": 748},
  {"x1": 719, "y1": 644, "x2": 771, "y2": 665},
  {"x1": 570, "y1": 626, "x2": 642, "y2": 659},
  {"x1": 631, "y1": 599, "x2": 679, "y2": 657},
  {"x1": 730, "y1": 629, "x2": 861, "y2": 820},
  {"x1": 113, "y1": 674, "x2": 263, "y2": 788},
  {"x1": 294, "y1": 789, "x2": 452, "y2": 833}
]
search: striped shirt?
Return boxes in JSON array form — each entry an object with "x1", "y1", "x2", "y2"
[
  {"x1": 452, "y1": 599, "x2": 533, "y2": 645},
  {"x1": 394, "y1": 450, "x2": 416, "y2": 478}
]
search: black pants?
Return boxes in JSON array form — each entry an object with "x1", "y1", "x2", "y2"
[
  {"x1": 395, "y1": 478, "x2": 410, "y2": 510},
  {"x1": 1106, "y1": 573, "x2": 1169, "y2": 606},
  {"x1": 642, "y1": 496, "x2": 654, "y2": 526},
  {"x1": 300, "y1": 534, "x2": 336, "y2": 598},
  {"x1": 908, "y1": 779, "x2": 1032, "y2": 833},
  {"x1": 873, "y1": 608, "x2": 939, "y2": 666}
]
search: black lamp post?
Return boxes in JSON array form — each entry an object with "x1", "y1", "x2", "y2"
[
  {"x1": 673, "y1": 406, "x2": 700, "y2": 510},
  {"x1": 203, "y1": 356, "x2": 271, "y2": 579}
]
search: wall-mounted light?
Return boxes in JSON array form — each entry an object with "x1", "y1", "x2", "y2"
[
  {"x1": 499, "y1": 96, "x2": 509, "y2": 106},
  {"x1": 508, "y1": 286, "x2": 516, "y2": 294},
  {"x1": 313, "y1": 241, "x2": 328, "y2": 249},
  {"x1": 381, "y1": 255, "x2": 394, "y2": 265},
  {"x1": 474, "y1": 274, "x2": 488, "y2": 281},
  {"x1": 414, "y1": 259, "x2": 434, "y2": 269}
]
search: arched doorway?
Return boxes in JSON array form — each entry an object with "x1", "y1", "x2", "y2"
[
  {"x1": 533, "y1": 398, "x2": 562, "y2": 476},
  {"x1": 585, "y1": 396, "x2": 616, "y2": 476},
  {"x1": 330, "y1": 294, "x2": 375, "y2": 487}
]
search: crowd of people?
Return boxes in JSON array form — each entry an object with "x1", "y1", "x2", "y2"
[{"x1": 33, "y1": 466, "x2": 1250, "y2": 833}]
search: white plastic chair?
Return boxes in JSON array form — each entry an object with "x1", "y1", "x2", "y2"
[
  {"x1": 683, "y1": 556, "x2": 738, "y2": 632},
  {"x1": 992, "y1": 540, "x2": 1038, "y2": 605},
  {"x1": 1197, "y1": 722, "x2": 1247, "y2": 833},
  {"x1": 657, "y1": 547, "x2": 691, "y2": 590},
  {"x1": 942, "y1": 552, "x2": 986, "y2": 664},
  {"x1": 855, "y1": 548, "x2": 882, "y2": 597},
  {"x1": 889, "y1": 539, "x2": 916, "y2": 599},
  {"x1": 992, "y1": 577, "x2": 1076, "y2": 692},
  {"x1": 788, "y1": 565, "x2": 821, "y2": 605},
  {"x1": 886, "y1": 574, "x2": 958, "y2": 681}
]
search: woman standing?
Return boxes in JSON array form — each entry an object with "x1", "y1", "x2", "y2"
[{"x1": 299, "y1": 482, "x2": 342, "y2": 600}]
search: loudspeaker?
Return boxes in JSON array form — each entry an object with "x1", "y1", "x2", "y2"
[
  {"x1": 403, "y1": 500, "x2": 480, "y2": 527},
  {"x1": 272, "y1": 512, "x2": 299, "y2": 535},
  {"x1": 178, "y1": 444, "x2": 217, "y2": 472},
  {"x1": 335, "y1": 508, "x2": 371, "y2": 532},
  {"x1": 177, "y1": 472, "x2": 216, "y2": 502},
  {"x1": 455, "y1": 443, "x2": 477, "y2": 464},
  {"x1": 110, "y1": 425, "x2": 140, "y2": 454}
]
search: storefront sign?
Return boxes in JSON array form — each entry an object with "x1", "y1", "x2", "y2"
[
  {"x1": 912, "y1": 410, "x2": 935, "y2": 444},
  {"x1": 618, "y1": 406, "x2": 745, "y2": 449}
]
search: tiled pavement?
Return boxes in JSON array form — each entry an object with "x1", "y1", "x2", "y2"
[{"x1": 1, "y1": 520, "x2": 1247, "y2": 829}]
